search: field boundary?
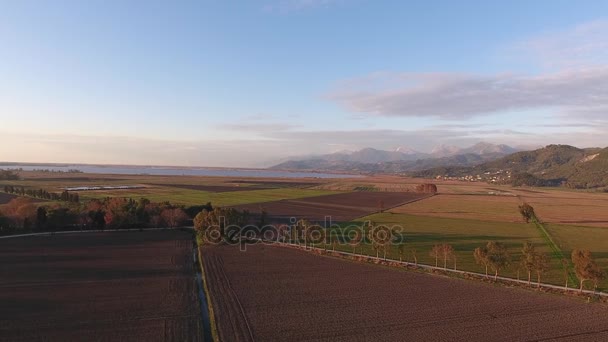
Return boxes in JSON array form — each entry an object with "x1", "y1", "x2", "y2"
[
  {"x1": 196, "y1": 246, "x2": 219, "y2": 342},
  {"x1": 264, "y1": 240, "x2": 608, "y2": 298},
  {"x1": 352, "y1": 193, "x2": 436, "y2": 220},
  {"x1": 533, "y1": 220, "x2": 578, "y2": 286},
  {"x1": 0, "y1": 227, "x2": 194, "y2": 239}
]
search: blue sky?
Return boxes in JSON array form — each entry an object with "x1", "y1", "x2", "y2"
[{"x1": 1, "y1": 0, "x2": 608, "y2": 167}]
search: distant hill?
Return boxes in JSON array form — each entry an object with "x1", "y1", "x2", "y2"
[
  {"x1": 270, "y1": 142, "x2": 517, "y2": 173},
  {"x1": 412, "y1": 144, "x2": 608, "y2": 189}
]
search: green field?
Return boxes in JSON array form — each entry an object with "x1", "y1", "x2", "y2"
[
  {"x1": 79, "y1": 187, "x2": 338, "y2": 207},
  {"x1": 325, "y1": 213, "x2": 579, "y2": 289}
]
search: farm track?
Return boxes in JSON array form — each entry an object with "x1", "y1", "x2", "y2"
[
  {"x1": 0, "y1": 230, "x2": 203, "y2": 341},
  {"x1": 202, "y1": 244, "x2": 608, "y2": 341}
]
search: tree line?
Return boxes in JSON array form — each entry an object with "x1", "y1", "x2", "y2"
[
  {"x1": 0, "y1": 169, "x2": 20, "y2": 180},
  {"x1": 0, "y1": 196, "x2": 214, "y2": 234},
  {"x1": 3, "y1": 185, "x2": 80, "y2": 203}
]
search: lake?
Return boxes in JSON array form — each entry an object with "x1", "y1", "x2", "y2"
[{"x1": 3, "y1": 164, "x2": 361, "y2": 179}]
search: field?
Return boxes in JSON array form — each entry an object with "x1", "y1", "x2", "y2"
[
  {"x1": 344, "y1": 212, "x2": 569, "y2": 284},
  {"x1": 232, "y1": 191, "x2": 431, "y2": 222},
  {"x1": 0, "y1": 192, "x2": 17, "y2": 204},
  {"x1": 203, "y1": 244, "x2": 608, "y2": 341},
  {"x1": 390, "y1": 193, "x2": 522, "y2": 222},
  {"x1": 3, "y1": 171, "x2": 608, "y2": 289},
  {"x1": 0, "y1": 230, "x2": 203, "y2": 341},
  {"x1": 0, "y1": 171, "x2": 337, "y2": 207}
]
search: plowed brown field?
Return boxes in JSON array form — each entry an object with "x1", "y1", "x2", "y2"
[
  {"x1": 0, "y1": 192, "x2": 17, "y2": 204},
  {"x1": 203, "y1": 244, "x2": 608, "y2": 342},
  {"x1": 232, "y1": 191, "x2": 431, "y2": 222},
  {"x1": 0, "y1": 230, "x2": 202, "y2": 341}
]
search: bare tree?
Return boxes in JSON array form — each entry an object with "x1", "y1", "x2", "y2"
[
  {"x1": 349, "y1": 229, "x2": 362, "y2": 254},
  {"x1": 397, "y1": 244, "x2": 405, "y2": 262},
  {"x1": 561, "y1": 258, "x2": 570, "y2": 288},
  {"x1": 486, "y1": 242, "x2": 511, "y2": 280},
  {"x1": 430, "y1": 244, "x2": 442, "y2": 267},
  {"x1": 521, "y1": 242, "x2": 536, "y2": 286},
  {"x1": 411, "y1": 249, "x2": 418, "y2": 266},
  {"x1": 474, "y1": 246, "x2": 490, "y2": 277},
  {"x1": 440, "y1": 244, "x2": 454, "y2": 269},
  {"x1": 533, "y1": 253, "x2": 551, "y2": 288}
]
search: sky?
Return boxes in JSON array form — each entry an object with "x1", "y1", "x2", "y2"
[{"x1": 1, "y1": 0, "x2": 608, "y2": 167}]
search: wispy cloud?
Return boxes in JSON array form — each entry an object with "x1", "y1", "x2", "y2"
[
  {"x1": 327, "y1": 67, "x2": 608, "y2": 119},
  {"x1": 326, "y1": 19, "x2": 608, "y2": 122},
  {"x1": 264, "y1": 0, "x2": 345, "y2": 13},
  {"x1": 513, "y1": 19, "x2": 608, "y2": 69}
]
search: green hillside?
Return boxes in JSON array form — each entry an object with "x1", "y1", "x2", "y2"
[{"x1": 413, "y1": 145, "x2": 608, "y2": 189}]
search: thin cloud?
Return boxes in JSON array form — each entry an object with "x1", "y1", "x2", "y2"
[
  {"x1": 328, "y1": 19, "x2": 608, "y2": 121},
  {"x1": 264, "y1": 0, "x2": 345, "y2": 13},
  {"x1": 514, "y1": 19, "x2": 608, "y2": 69},
  {"x1": 328, "y1": 67, "x2": 608, "y2": 119}
]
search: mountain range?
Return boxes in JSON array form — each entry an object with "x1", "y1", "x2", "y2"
[{"x1": 270, "y1": 142, "x2": 519, "y2": 172}]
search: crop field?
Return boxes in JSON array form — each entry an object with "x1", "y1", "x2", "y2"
[
  {"x1": 232, "y1": 192, "x2": 431, "y2": 222},
  {"x1": 390, "y1": 193, "x2": 522, "y2": 222},
  {"x1": 0, "y1": 230, "x2": 202, "y2": 341},
  {"x1": 0, "y1": 192, "x2": 18, "y2": 204},
  {"x1": 545, "y1": 223, "x2": 608, "y2": 288},
  {"x1": 517, "y1": 190, "x2": 608, "y2": 227},
  {"x1": 203, "y1": 244, "x2": 608, "y2": 341},
  {"x1": 342, "y1": 212, "x2": 570, "y2": 286}
]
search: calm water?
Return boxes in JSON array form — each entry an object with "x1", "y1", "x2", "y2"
[{"x1": 4, "y1": 164, "x2": 360, "y2": 179}]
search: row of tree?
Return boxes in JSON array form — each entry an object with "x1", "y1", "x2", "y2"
[
  {"x1": 3, "y1": 186, "x2": 80, "y2": 203},
  {"x1": 0, "y1": 169, "x2": 20, "y2": 180},
  {"x1": 0, "y1": 197, "x2": 214, "y2": 234}
]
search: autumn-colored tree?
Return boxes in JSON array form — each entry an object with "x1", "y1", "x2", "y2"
[
  {"x1": 572, "y1": 249, "x2": 604, "y2": 292},
  {"x1": 160, "y1": 208, "x2": 188, "y2": 228},
  {"x1": 103, "y1": 198, "x2": 137, "y2": 229},
  {"x1": 2, "y1": 197, "x2": 37, "y2": 229}
]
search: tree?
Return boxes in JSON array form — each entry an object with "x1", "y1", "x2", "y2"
[
  {"x1": 518, "y1": 203, "x2": 536, "y2": 223},
  {"x1": 572, "y1": 249, "x2": 604, "y2": 292},
  {"x1": 561, "y1": 258, "x2": 570, "y2": 288},
  {"x1": 486, "y1": 242, "x2": 510, "y2": 280},
  {"x1": 411, "y1": 249, "x2": 418, "y2": 266},
  {"x1": 397, "y1": 244, "x2": 405, "y2": 262},
  {"x1": 474, "y1": 247, "x2": 490, "y2": 277},
  {"x1": 430, "y1": 244, "x2": 442, "y2": 267},
  {"x1": 349, "y1": 229, "x2": 362, "y2": 254},
  {"x1": 36, "y1": 207, "x2": 47, "y2": 230},
  {"x1": 440, "y1": 244, "x2": 454, "y2": 269},
  {"x1": 161, "y1": 208, "x2": 188, "y2": 228},
  {"x1": 521, "y1": 242, "x2": 536, "y2": 286},
  {"x1": 533, "y1": 252, "x2": 551, "y2": 288}
]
